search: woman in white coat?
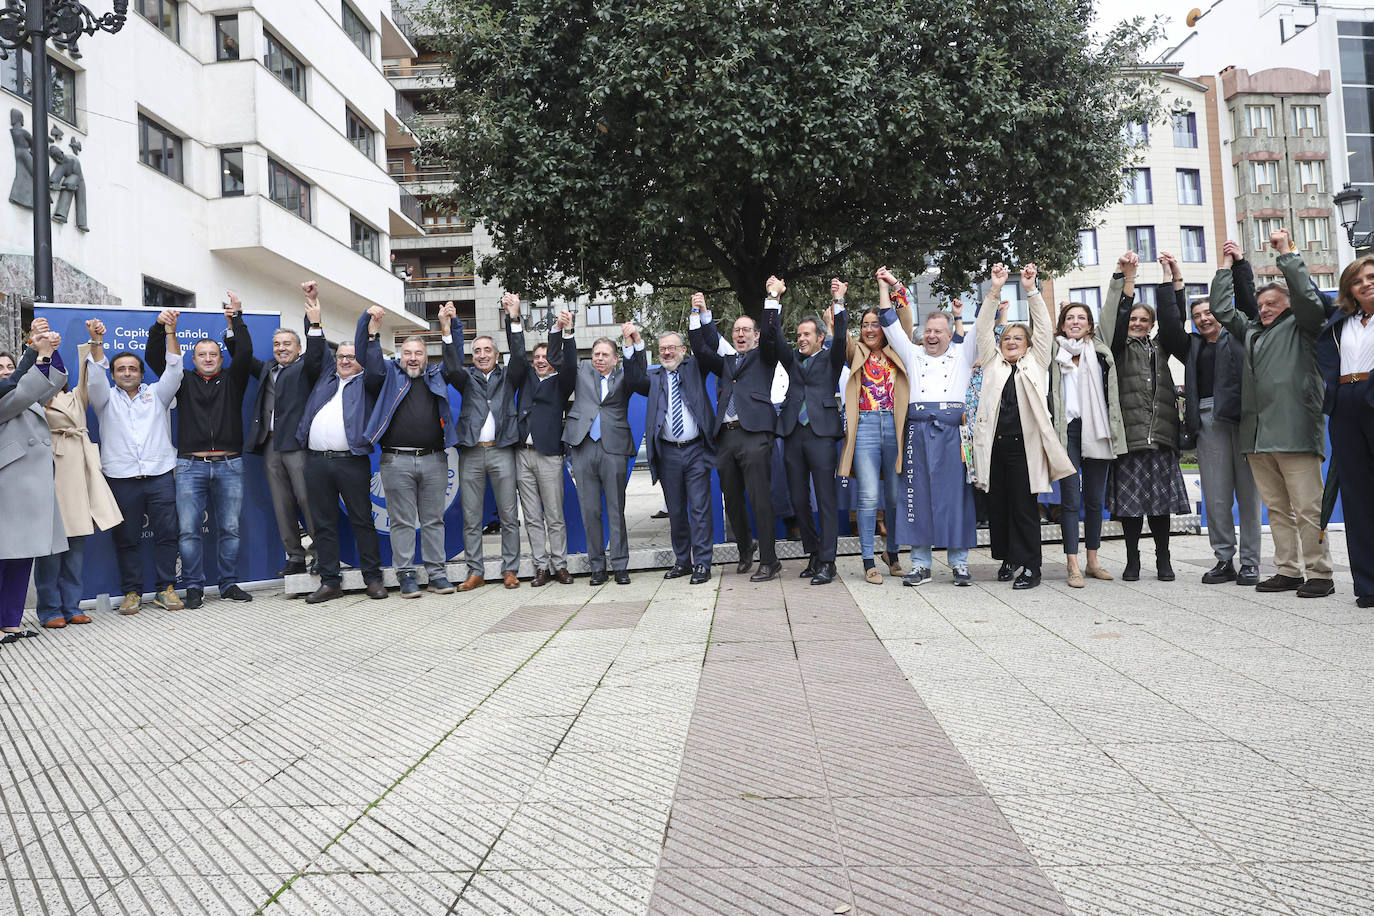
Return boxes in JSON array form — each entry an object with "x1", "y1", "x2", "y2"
[{"x1": 972, "y1": 263, "x2": 1075, "y2": 589}]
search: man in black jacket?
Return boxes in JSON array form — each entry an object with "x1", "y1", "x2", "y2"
[
  {"x1": 146, "y1": 293, "x2": 255, "y2": 608},
  {"x1": 690, "y1": 280, "x2": 785, "y2": 582},
  {"x1": 515, "y1": 323, "x2": 572, "y2": 586}
]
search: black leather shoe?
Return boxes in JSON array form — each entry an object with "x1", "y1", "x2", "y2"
[
  {"x1": 1358, "y1": 595, "x2": 1373, "y2": 608},
  {"x1": 1237, "y1": 564, "x2": 1260, "y2": 586},
  {"x1": 689, "y1": 564, "x2": 711, "y2": 585},
  {"x1": 1255, "y1": 573, "x2": 1303, "y2": 592},
  {"x1": 810, "y1": 561, "x2": 836, "y2": 585},
  {"x1": 750, "y1": 561, "x2": 781, "y2": 582},
  {"x1": 1201, "y1": 560, "x2": 1236, "y2": 584},
  {"x1": 997, "y1": 562, "x2": 1015, "y2": 582},
  {"x1": 614, "y1": 571, "x2": 631, "y2": 585},
  {"x1": 365, "y1": 581, "x2": 388, "y2": 599},
  {"x1": 800, "y1": 555, "x2": 818, "y2": 579},
  {"x1": 736, "y1": 541, "x2": 756, "y2": 574},
  {"x1": 1012, "y1": 570, "x2": 1041, "y2": 590},
  {"x1": 305, "y1": 584, "x2": 342, "y2": 604},
  {"x1": 589, "y1": 571, "x2": 607, "y2": 586},
  {"x1": 664, "y1": 564, "x2": 690, "y2": 579},
  {"x1": 279, "y1": 560, "x2": 308, "y2": 577}
]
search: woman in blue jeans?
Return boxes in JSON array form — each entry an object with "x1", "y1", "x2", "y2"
[{"x1": 1049, "y1": 300, "x2": 1127, "y2": 587}]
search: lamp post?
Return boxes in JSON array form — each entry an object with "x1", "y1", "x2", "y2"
[
  {"x1": 1333, "y1": 182, "x2": 1374, "y2": 252},
  {"x1": 0, "y1": 1, "x2": 127, "y2": 305}
]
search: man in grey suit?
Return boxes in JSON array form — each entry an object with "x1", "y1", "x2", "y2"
[
  {"x1": 558, "y1": 311, "x2": 638, "y2": 585},
  {"x1": 443, "y1": 294, "x2": 527, "y2": 591}
]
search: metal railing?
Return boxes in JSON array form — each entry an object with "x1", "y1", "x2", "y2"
[
  {"x1": 396, "y1": 186, "x2": 422, "y2": 224},
  {"x1": 393, "y1": 91, "x2": 418, "y2": 130},
  {"x1": 390, "y1": 1, "x2": 421, "y2": 48},
  {"x1": 390, "y1": 168, "x2": 457, "y2": 183},
  {"x1": 383, "y1": 63, "x2": 450, "y2": 81},
  {"x1": 403, "y1": 287, "x2": 427, "y2": 318},
  {"x1": 412, "y1": 274, "x2": 477, "y2": 287}
]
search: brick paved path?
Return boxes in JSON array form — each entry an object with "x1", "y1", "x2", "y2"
[{"x1": 2, "y1": 532, "x2": 1372, "y2": 914}]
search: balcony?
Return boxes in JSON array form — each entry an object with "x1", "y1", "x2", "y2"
[
  {"x1": 412, "y1": 274, "x2": 478, "y2": 300},
  {"x1": 392, "y1": 168, "x2": 458, "y2": 196},
  {"x1": 381, "y1": 2, "x2": 420, "y2": 58},
  {"x1": 385, "y1": 92, "x2": 419, "y2": 150},
  {"x1": 383, "y1": 62, "x2": 454, "y2": 92},
  {"x1": 403, "y1": 286, "x2": 427, "y2": 318}
]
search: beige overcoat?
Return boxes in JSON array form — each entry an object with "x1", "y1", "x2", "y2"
[
  {"x1": 838, "y1": 305, "x2": 914, "y2": 479},
  {"x1": 45, "y1": 344, "x2": 122, "y2": 538}
]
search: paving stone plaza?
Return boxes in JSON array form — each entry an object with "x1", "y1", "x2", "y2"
[{"x1": 2, "y1": 476, "x2": 1372, "y2": 914}]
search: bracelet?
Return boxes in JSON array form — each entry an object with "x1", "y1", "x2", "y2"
[{"x1": 309, "y1": 322, "x2": 322, "y2": 329}]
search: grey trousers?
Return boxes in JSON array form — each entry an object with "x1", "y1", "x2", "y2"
[
  {"x1": 516, "y1": 446, "x2": 568, "y2": 572},
  {"x1": 380, "y1": 450, "x2": 449, "y2": 577},
  {"x1": 264, "y1": 438, "x2": 313, "y2": 563},
  {"x1": 569, "y1": 438, "x2": 629, "y2": 573},
  {"x1": 460, "y1": 445, "x2": 521, "y2": 576},
  {"x1": 1197, "y1": 401, "x2": 1262, "y2": 568}
]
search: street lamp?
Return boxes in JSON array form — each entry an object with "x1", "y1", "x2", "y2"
[
  {"x1": 0, "y1": 1, "x2": 127, "y2": 304},
  {"x1": 1333, "y1": 182, "x2": 1374, "y2": 251}
]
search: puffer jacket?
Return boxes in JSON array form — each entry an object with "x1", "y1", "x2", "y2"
[{"x1": 1100, "y1": 277, "x2": 1189, "y2": 453}]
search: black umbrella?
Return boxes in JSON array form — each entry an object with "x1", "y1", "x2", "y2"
[{"x1": 1320, "y1": 453, "x2": 1340, "y2": 543}]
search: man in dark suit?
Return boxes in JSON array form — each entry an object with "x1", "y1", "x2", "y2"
[
  {"x1": 689, "y1": 280, "x2": 785, "y2": 582},
  {"x1": 773, "y1": 278, "x2": 847, "y2": 585},
  {"x1": 229, "y1": 287, "x2": 316, "y2": 576},
  {"x1": 623, "y1": 306, "x2": 716, "y2": 585},
  {"x1": 515, "y1": 326, "x2": 572, "y2": 586},
  {"x1": 558, "y1": 312, "x2": 638, "y2": 585},
  {"x1": 444, "y1": 294, "x2": 527, "y2": 591}
]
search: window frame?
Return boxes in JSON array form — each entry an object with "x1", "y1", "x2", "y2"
[
  {"x1": 1069, "y1": 287, "x2": 1102, "y2": 314},
  {"x1": 1176, "y1": 168, "x2": 1202, "y2": 206},
  {"x1": 350, "y1": 213, "x2": 381, "y2": 263},
  {"x1": 1246, "y1": 104, "x2": 1275, "y2": 135},
  {"x1": 1250, "y1": 159, "x2": 1279, "y2": 192},
  {"x1": 264, "y1": 29, "x2": 307, "y2": 101},
  {"x1": 136, "y1": 0, "x2": 179, "y2": 43},
  {"x1": 215, "y1": 15, "x2": 240, "y2": 61},
  {"x1": 1180, "y1": 226, "x2": 1207, "y2": 263},
  {"x1": 1300, "y1": 216, "x2": 1329, "y2": 248},
  {"x1": 1292, "y1": 104, "x2": 1321, "y2": 135},
  {"x1": 1296, "y1": 159, "x2": 1325, "y2": 191},
  {"x1": 267, "y1": 157, "x2": 311, "y2": 222},
  {"x1": 1076, "y1": 228, "x2": 1099, "y2": 266},
  {"x1": 0, "y1": 47, "x2": 77, "y2": 125},
  {"x1": 341, "y1": 2, "x2": 371, "y2": 57},
  {"x1": 143, "y1": 277, "x2": 194, "y2": 311},
  {"x1": 346, "y1": 106, "x2": 375, "y2": 160},
  {"x1": 1124, "y1": 167, "x2": 1153, "y2": 205},
  {"x1": 1172, "y1": 111, "x2": 1198, "y2": 148},
  {"x1": 220, "y1": 147, "x2": 244, "y2": 197},
  {"x1": 137, "y1": 112, "x2": 184, "y2": 183},
  {"x1": 1126, "y1": 225, "x2": 1157, "y2": 262}
]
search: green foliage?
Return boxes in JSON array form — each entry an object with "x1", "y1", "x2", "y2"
[{"x1": 420, "y1": 0, "x2": 1162, "y2": 322}]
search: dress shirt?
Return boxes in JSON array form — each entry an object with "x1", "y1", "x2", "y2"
[
  {"x1": 661, "y1": 365, "x2": 700, "y2": 442},
  {"x1": 85, "y1": 351, "x2": 182, "y2": 477},
  {"x1": 1341, "y1": 310, "x2": 1374, "y2": 374},
  {"x1": 307, "y1": 372, "x2": 362, "y2": 452},
  {"x1": 526, "y1": 370, "x2": 558, "y2": 445},
  {"x1": 913, "y1": 337, "x2": 977, "y2": 402},
  {"x1": 443, "y1": 330, "x2": 519, "y2": 442}
]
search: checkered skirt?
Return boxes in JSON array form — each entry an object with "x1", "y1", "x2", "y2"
[{"x1": 1105, "y1": 447, "x2": 1190, "y2": 518}]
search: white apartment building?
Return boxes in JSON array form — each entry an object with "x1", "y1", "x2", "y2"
[{"x1": 1, "y1": 0, "x2": 426, "y2": 342}]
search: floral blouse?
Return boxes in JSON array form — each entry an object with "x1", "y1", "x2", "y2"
[{"x1": 859, "y1": 351, "x2": 895, "y2": 411}]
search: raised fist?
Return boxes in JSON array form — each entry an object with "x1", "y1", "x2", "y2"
[
  {"x1": 301, "y1": 280, "x2": 319, "y2": 302},
  {"x1": 690, "y1": 293, "x2": 705, "y2": 314},
  {"x1": 989, "y1": 263, "x2": 1010, "y2": 289},
  {"x1": 29, "y1": 317, "x2": 49, "y2": 336},
  {"x1": 765, "y1": 276, "x2": 786, "y2": 298},
  {"x1": 875, "y1": 266, "x2": 899, "y2": 287},
  {"x1": 1269, "y1": 228, "x2": 1292, "y2": 254},
  {"x1": 85, "y1": 318, "x2": 106, "y2": 340},
  {"x1": 366, "y1": 305, "x2": 385, "y2": 332},
  {"x1": 949, "y1": 299, "x2": 963, "y2": 317},
  {"x1": 157, "y1": 309, "x2": 179, "y2": 328},
  {"x1": 225, "y1": 291, "x2": 242, "y2": 311},
  {"x1": 501, "y1": 292, "x2": 521, "y2": 317},
  {"x1": 556, "y1": 309, "x2": 574, "y2": 330},
  {"x1": 1020, "y1": 263, "x2": 1038, "y2": 292},
  {"x1": 830, "y1": 278, "x2": 848, "y2": 300},
  {"x1": 620, "y1": 321, "x2": 636, "y2": 341}
]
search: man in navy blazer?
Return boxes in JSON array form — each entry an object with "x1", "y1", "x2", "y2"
[
  {"x1": 624, "y1": 311, "x2": 716, "y2": 584},
  {"x1": 294, "y1": 291, "x2": 386, "y2": 604},
  {"x1": 773, "y1": 279, "x2": 847, "y2": 585},
  {"x1": 689, "y1": 283, "x2": 785, "y2": 582},
  {"x1": 515, "y1": 329, "x2": 573, "y2": 587}
]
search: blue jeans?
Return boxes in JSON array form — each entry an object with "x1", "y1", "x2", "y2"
[
  {"x1": 175, "y1": 457, "x2": 244, "y2": 591},
  {"x1": 853, "y1": 410, "x2": 899, "y2": 560},
  {"x1": 909, "y1": 545, "x2": 970, "y2": 571},
  {"x1": 1059, "y1": 420, "x2": 1110, "y2": 556},
  {"x1": 34, "y1": 535, "x2": 87, "y2": 624}
]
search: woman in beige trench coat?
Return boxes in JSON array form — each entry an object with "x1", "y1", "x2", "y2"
[{"x1": 34, "y1": 340, "x2": 122, "y2": 628}]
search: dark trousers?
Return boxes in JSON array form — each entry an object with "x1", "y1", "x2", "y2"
[
  {"x1": 784, "y1": 425, "x2": 839, "y2": 562},
  {"x1": 1059, "y1": 419, "x2": 1110, "y2": 555},
  {"x1": 716, "y1": 426, "x2": 777, "y2": 564},
  {"x1": 987, "y1": 434, "x2": 1041, "y2": 572},
  {"x1": 569, "y1": 438, "x2": 630, "y2": 573},
  {"x1": 306, "y1": 452, "x2": 383, "y2": 587},
  {"x1": 657, "y1": 437, "x2": 715, "y2": 568},
  {"x1": 1332, "y1": 381, "x2": 1374, "y2": 599},
  {"x1": 107, "y1": 471, "x2": 179, "y2": 595}
]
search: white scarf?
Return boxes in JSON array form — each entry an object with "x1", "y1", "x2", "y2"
[{"x1": 1055, "y1": 336, "x2": 1114, "y2": 460}]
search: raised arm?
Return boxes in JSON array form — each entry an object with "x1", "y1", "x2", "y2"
[
  {"x1": 300, "y1": 282, "x2": 326, "y2": 384},
  {"x1": 1208, "y1": 248, "x2": 1246, "y2": 341},
  {"x1": 979, "y1": 263, "x2": 1011, "y2": 360},
  {"x1": 439, "y1": 302, "x2": 468, "y2": 390},
  {"x1": 1022, "y1": 265, "x2": 1052, "y2": 366},
  {"x1": 502, "y1": 293, "x2": 528, "y2": 387},
  {"x1": 361, "y1": 306, "x2": 386, "y2": 397},
  {"x1": 554, "y1": 309, "x2": 578, "y2": 397},
  {"x1": 621, "y1": 324, "x2": 650, "y2": 396},
  {"x1": 82, "y1": 318, "x2": 109, "y2": 412},
  {"x1": 686, "y1": 293, "x2": 725, "y2": 376},
  {"x1": 1228, "y1": 241, "x2": 1259, "y2": 320},
  {"x1": 1100, "y1": 252, "x2": 1136, "y2": 356},
  {"x1": 152, "y1": 310, "x2": 185, "y2": 405},
  {"x1": 225, "y1": 295, "x2": 254, "y2": 388},
  {"x1": 1155, "y1": 253, "x2": 1190, "y2": 360},
  {"x1": 829, "y1": 279, "x2": 850, "y2": 374},
  {"x1": 1270, "y1": 229, "x2": 1325, "y2": 336},
  {"x1": 760, "y1": 276, "x2": 784, "y2": 369}
]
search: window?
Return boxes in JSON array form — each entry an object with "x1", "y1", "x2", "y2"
[
  {"x1": 1292, "y1": 104, "x2": 1320, "y2": 135},
  {"x1": 1123, "y1": 120, "x2": 1149, "y2": 145},
  {"x1": 268, "y1": 158, "x2": 310, "y2": 221},
  {"x1": 265, "y1": 30, "x2": 306, "y2": 101},
  {"x1": 1246, "y1": 105, "x2": 1275, "y2": 135},
  {"x1": 1181, "y1": 226, "x2": 1207, "y2": 262},
  {"x1": 1313, "y1": 273, "x2": 1336, "y2": 289},
  {"x1": 220, "y1": 148, "x2": 244, "y2": 196},
  {"x1": 1185, "y1": 283, "x2": 1209, "y2": 303},
  {"x1": 1124, "y1": 168, "x2": 1152, "y2": 205},
  {"x1": 1135, "y1": 285, "x2": 1158, "y2": 307},
  {"x1": 1300, "y1": 217, "x2": 1329, "y2": 248},
  {"x1": 346, "y1": 107, "x2": 375, "y2": 160},
  {"x1": 421, "y1": 204, "x2": 468, "y2": 232},
  {"x1": 215, "y1": 15, "x2": 240, "y2": 60},
  {"x1": 1253, "y1": 217, "x2": 1283, "y2": 251},
  {"x1": 350, "y1": 214, "x2": 380, "y2": 263},
  {"x1": 136, "y1": 0, "x2": 178, "y2": 42},
  {"x1": 1250, "y1": 160, "x2": 1278, "y2": 192},
  {"x1": 0, "y1": 47, "x2": 77, "y2": 123},
  {"x1": 143, "y1": 278, "x2": 193, "y2": 310},
  {"x1": 1177, "y1": 169, "x2": 1202, "y2": 206},
  {"x1": 1069, "y1": 288, "x2": 1102, "y2": 313},
  {"x1": 1172, "y1": 112, "x2": 1198, "y2": 148},
  {"x1": 1296, "y1": 159, "x2": 1325, "y2": 191},
  {"x1": 138, "y1": 113, "x2": 183, "y2": 183},
  {"x1": 1126, "y1": 226, "x2": 1156, "y2": 261},
  {"x1": 1077, "y1": 229, "x2": 1098, "y2": 266},
  {"x1": 342, "y1": 2, "x2": 371, "y2": 56},
  {"x1": 388, "y1": 158, "x2": 406, "y2": 176},
  {"x1": 585, "y1": 303, "x2": 616, "y2": 325}
]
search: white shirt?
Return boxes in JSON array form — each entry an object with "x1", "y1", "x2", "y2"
[
  {"x1": 660, "y1": 364, "x2": 701, "y2": 443},
  {"x1": 883, "y1": 315, "x2": 978, "y2": 404},
  {"x1": 703, "y1": 300, "x2": 783, "y2": 419},
  {"x1": 443, "y1": 329, "x2": 519, "y2": 442},
  {"x1": 86, "y1": 350, "x2": 183, "y2": 478},
  {"x1": 525, "y1": 370, "x2": 558, "y2": 445},
  {"x1": 1340, "y1": 310, "x2": 1374, "y2": 375},
  {"x1": 307, "y1": 372, "x2": 362, "y2": 452}
]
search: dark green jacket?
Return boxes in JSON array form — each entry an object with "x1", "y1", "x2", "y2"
[
  {"x1": 1211, "y1": 251, "x2": 1327, "y2": 457},
  {"x1": 1101, "y1": 276, "x2": 1189, "y2": 453}
]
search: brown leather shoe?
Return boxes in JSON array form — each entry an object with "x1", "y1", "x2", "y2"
[
  {"x1": 305, "y1": 584, "x2": 343, "y2": 604},
  {"x1": 531, "y1": 568, "x2": 551, "y2": 587},
  {"x1": 457, "y1": 574, "x2": 485, "y2": 592},
  {"x1": 554, "y1": 568, "x2": 573, "y2": 585},
  {"x1": 365, "y1": 581, "x2": 388, "y2": 600},
  {"x1": 42, "y1": 618, "x2": 67, "y2": 629},
  {"x1": 504, "y1": 571, "x2": 520, "y2": 589},
  {"x1": 69, "y1": 614, "x2": 92, "y2": 624}
]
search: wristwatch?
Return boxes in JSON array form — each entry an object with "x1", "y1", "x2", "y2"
[{"x1": 309, "y1": 322, "x2": 322, "y2": 330}]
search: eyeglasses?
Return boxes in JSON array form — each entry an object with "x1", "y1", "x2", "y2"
[{"x1": 337, "y1": 354, "x2": 358, "y2": 363}]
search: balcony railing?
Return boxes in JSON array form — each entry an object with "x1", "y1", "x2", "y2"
[
  {"x1": 394, "y1": 91, "x2": 418, "y2": 130},
  {"x1": 413, "y1": 274, "x2": 477, "y2": 288},
  {"x1": 391, "y1": 168, "x2": 457, "y2": 183},
  {"x1": 397, "y1": 186, "x2": 422, "y2": 224},
  {"x1": 390, "y1": 1, "x2": 421, "y2": 48},
  {"x1": 403, "y1": 287, "x2": 427, "y2": 318},
  {"x1": 383, "y1": 63, "x2": 450, "y2": 81}
]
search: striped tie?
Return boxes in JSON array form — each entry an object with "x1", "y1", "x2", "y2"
[{"x1": 669, "y1": 370, "x2": 685, "y2": 439}]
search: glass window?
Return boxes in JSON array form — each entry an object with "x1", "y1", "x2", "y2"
[
  {"x1": 1339, "y1": 21, "x2": 1374, "y2": 37},
  {"x1": 1123, "y1": 120, "x2": 1149, "y2": 145},
  {"x1": 1296, "y1": 160, "x2": 1325, "y2": 191},
  {"x1": 1180, "y1": 226, "x2": 1206, "y2": 262},
  {"x1": 585, "y1": 303, "x2": 616, "y2": 325},
  {"x1": 1340, "y1": 36, "x2": 1374, "y2": 85},
  {"x1": 1313, "y1": 273, "x2": 1337, "y2": 289},
  {"x1": 264, "y1": 30, "x2": 306, "y2": 101},
  {"x1": 215, "y1": 15, "x2": 240, "y2": 61},
  {"x1": 346, "y1": 107, "x2": 375, "y2": 160},
  {"x1": 268, "y1": 158, "x2": 310, "y2": 221},
  {"x1": 143, "y1": 278, "x2": 193, "y2": 310},
  {"x1": 1069, "y1": 288, "x2": 1101, "y2": 314},
  {"x1": 1250, "y1": 160, "x2": 1278, "y2": 192},
  {"x1": 1077, "y1": 229, "x2": 1098, "y2": 266},
  {"x1": 1300, "y1": 217, "x2": 1329, "y2": 248},
  {"x1": 1177, "y1": 169, "x2": 1202, "y2": 206},
  {"x1": 1291, "y1": 104, "x2": 1320, "y2": 135},
  {"x1": 1172, "y1": 112, "x2": 1198, "y2": 148},
  {"x1": 1, "y1": 47, "x2": 77, "y2": 124},
  {"x1": 1135, "y1": 285, "x2": 1158, "y2": 307},
  {"x1": 1246, "y1": 105, "x2": 1275, "y2": 135},
  {"x1": 1253, "y1": 217, "x2": 1284, "y2": 251},
  {"x1": 136, "y1": 0, "x2": 178, "y2": 42},
  {"x1": 1184, "y1": 283, "x2": 1209, "y2": 303},
  {"x1": 1345, "y1": 87, "x2": 1374, "y2": 135},
  {"x1": 1124, "y1": 168, "x2": 1152, "y2": 205},
  {"x1": 138, "y1": 113, "x2": 182, "y2": 183},
  {"x1": 220, "y1": 148, "x2": 244, "y2": 196},
  {"x1": 1126, "y1": 226, "x2": 1156, "y2": 261},
  {"x1": 350, "y1": 214, "x2": 380, "y2": 263},
  {"x1": 342, "y1": 2, "x2": 371, "y2": 56}
]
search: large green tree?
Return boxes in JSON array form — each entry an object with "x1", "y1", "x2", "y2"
[{"x1": 421, "y1": 0, "x2": 1159, "y2": 319}]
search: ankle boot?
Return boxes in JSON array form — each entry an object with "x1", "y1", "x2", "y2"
[
  {"x1": 1122, "y1": 546, "x2": 1141, "y2": 582},
  {"x1": 1156, "y1": 548, "x2": 1175, "y2": 582}
]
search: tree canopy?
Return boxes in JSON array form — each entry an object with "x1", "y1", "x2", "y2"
[{"x1": 421, "y1": 0, "x2": 1160, "y2": 320}]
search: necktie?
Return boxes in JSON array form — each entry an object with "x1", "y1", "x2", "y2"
[
  {"x1": 798, "y1": 355, "x2": 810, "y2": 426},
  {"x1": 590, "y1": 374, "x2": 607, "y2": 441},
  {"x1": 668, "y1": 370, "x2": 684, "y2": 439},
  {"x1": 725, "y1": 355, "x2": 738, "y2": 419},
  {"x1": 264, "y1": 364, "x2": 280, "y2": 432}
]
